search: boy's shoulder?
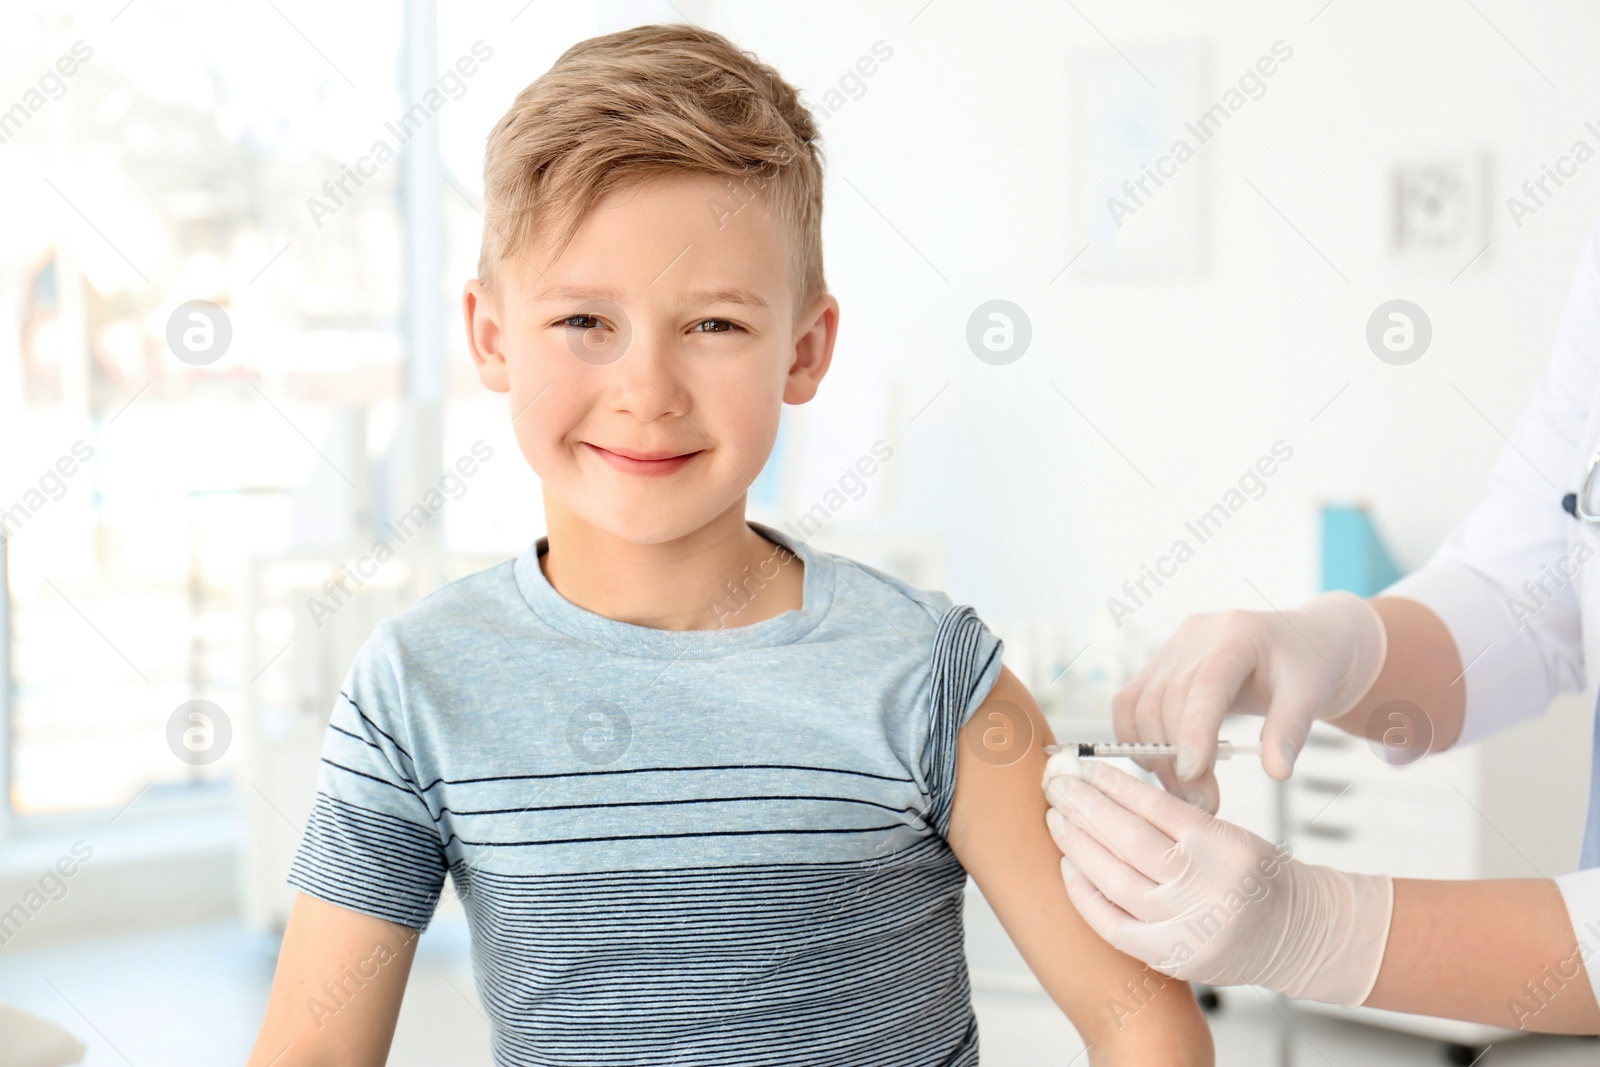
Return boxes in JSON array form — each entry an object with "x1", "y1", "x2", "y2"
[
  {"x1": 809, "y1": 542, "x2": 961, "y2": 635},
  {"x1": 359, "y1": 553, "x2": 522, "y2": 668},
  {"x1": 815, "y1": 543, "x2": 1005, "y2": 746}
]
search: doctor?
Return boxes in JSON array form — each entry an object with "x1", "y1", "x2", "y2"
[{"x1": 1042, "y1": 217, "x2": 1600, "y2": 1033}]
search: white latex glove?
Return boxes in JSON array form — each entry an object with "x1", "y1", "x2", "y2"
[
  {"x1": 1112, "y1": 590, "x2": 1387, "y2": 812},
  {"x1": 1042, "y1": 753, "x2": 1393, "y2": 1009}
]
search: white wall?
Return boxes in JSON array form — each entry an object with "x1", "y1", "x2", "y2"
[{"x1": 684, "y1": 0, "x2": 1600, "y2": 672}]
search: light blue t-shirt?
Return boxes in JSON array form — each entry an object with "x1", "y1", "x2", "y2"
[{"x1": 288, "y1": 520, "x2": 1004, "y2": 1066}]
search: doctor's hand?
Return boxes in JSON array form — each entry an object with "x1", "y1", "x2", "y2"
[
  {"x1": 1112, "y1": 591, "x2": 1387, "y2": 811},
  {"x1": 1042, "y1": 753, "x2": 1393, "y2": 1009}
]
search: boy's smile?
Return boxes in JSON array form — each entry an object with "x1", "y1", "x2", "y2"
[{"x1": 579, "y1": 441, "x2": 703, "y2": 477}]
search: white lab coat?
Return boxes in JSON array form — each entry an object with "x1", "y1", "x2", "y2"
[{"x1": 1386, "y1": 212, "x2": 1600, "y2": 1005}]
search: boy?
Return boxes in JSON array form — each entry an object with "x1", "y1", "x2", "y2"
[{"x1": 248, "y1": 23, "x2": 1212, "y2": 1066}]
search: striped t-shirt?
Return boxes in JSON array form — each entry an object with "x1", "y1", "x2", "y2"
[{"x1": 287, "y1": 520, "x2": 1004, "y2": 1066}]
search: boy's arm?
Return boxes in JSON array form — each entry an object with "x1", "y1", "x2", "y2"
[
  {"x1": 947, "y1": 664, "x2": 1214, "y2": 1066},
  {"x1": 247, "y1": 892, "x2": 421, "y2": 1067}
]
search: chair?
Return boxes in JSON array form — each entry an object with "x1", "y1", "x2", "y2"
[{"x1": 0, "y1": 1004, "x2": 87, "y2": 1067}]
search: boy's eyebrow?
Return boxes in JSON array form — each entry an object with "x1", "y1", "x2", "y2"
[
  {"x1": 683, "y1": 286, "x2": 769, "y2": 310},
  {"x1": 535, "y1": 283, "x2": 769, "y2": 310}
]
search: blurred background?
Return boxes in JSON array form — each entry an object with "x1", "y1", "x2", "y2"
[{"x1": 2, "y1": 0, "x2": 1599, "y2": 1063}]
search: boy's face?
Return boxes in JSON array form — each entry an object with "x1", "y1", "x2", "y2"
[{"x1": 465, "y1": 172, "x2": 838, "y2": 545}]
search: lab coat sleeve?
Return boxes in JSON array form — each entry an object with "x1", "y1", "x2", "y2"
[
  {"x1": 1555, "y1": 869, "x2": 1600, "y2": 1010},
  {"x1": 1383, "y1": 216, "x2": 1600, "y2": 745}
]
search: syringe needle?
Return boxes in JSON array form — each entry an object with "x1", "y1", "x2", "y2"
[{"x1": 1042, "y1": 741, "x2": 1263, "y2": 760}]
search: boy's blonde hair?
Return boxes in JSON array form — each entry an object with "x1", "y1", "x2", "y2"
[{"x1": 478, "y1": 23, "x2": 827, "y2": 317}]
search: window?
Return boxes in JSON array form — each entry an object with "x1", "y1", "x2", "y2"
[{"x1": 1, "y1": 1, "x2": 406, "y2": 817}]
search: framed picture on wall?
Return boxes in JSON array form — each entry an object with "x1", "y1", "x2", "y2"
[
  {"x1": 1389, "y1": 150, "x2": 1490, "y2": 276},
  {"x1": 1068, "y1": 38, "x2": 1209, "y2": 278}
]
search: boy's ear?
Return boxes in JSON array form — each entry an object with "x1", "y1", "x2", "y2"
[
  {"x1": 463, "y1": 277, "x2": 510, "y2": 394},
  {"x1": 782, "y1": 293, "x2": 840, "y2": 404}
]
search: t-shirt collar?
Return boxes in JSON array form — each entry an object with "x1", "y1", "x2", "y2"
[{"x1": 513, "y1": 520, "x2": 834, "y2": 657}]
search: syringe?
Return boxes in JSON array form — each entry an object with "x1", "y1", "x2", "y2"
[{"x1": 1043, "y1": 741, "x2": 1262, "y2": 760}]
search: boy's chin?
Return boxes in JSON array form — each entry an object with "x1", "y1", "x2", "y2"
[{"x1": 566, "y1": 498, "x2": 743, "y2": 547}]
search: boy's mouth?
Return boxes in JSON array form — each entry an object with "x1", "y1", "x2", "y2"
[{"x1": 581, "y1": 442, "x2": 704, "y2": 477}]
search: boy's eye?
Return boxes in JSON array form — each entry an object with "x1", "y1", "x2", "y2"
[{"x1": 558, "y1": 316, "x2": 742, "y2": 334}]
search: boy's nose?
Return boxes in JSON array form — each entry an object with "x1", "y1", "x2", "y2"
[{"x1": 599, "y1": 321, "x2": 693, "y2": 424}]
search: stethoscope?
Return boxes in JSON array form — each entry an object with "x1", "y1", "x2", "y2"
[{"x1": 1564, "y1": 450, "x2": 1600, "y2": 521}]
